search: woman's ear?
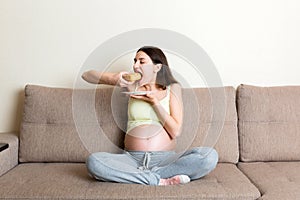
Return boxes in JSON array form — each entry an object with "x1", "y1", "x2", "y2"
[{"x1": 154, "y1": 64, "x2": 162, "y2": 73}]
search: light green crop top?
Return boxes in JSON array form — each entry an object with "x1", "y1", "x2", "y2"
[{"x1": 126, "y1": 86, "x2": 171, "y2": 133}]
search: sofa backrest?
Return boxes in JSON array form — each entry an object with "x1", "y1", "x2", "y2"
[
  {"x1": 19, "y1": 85, "x2": 238, "y2": 163},
  {"x1": 180, "y1": 87, "x2": 238, "y2": 163},
  {"x1": 19, "y1": 85, "x2": 127, "y2": 162},
  {"x1": 237, "y1": 84, "x2": 300, "y2": 162}
]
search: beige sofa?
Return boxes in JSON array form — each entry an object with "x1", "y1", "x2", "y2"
[{"x1": 0, "y1": 84, "x2": 299, "y2": 199}]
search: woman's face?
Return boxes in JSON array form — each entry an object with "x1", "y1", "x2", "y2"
[{"x1": 133, "y1": 51, "x2": 160, "y2": 86}]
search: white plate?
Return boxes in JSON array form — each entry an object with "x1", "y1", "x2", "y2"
[{"x1": 121, "y1": 91, "x2": 151, "y2": 95}]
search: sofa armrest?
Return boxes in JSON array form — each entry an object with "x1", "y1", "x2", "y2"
[{"x1": 0, "y1": 132, "x2": 19, "y2": 177}]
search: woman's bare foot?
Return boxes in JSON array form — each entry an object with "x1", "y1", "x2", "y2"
[{"x1": 159, "y1": 175, "x2": 190, "y2": 186}]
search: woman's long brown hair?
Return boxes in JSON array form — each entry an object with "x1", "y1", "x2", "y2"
[{"x1": 137, "y1": 46, "x2": 179, "y2": 89}]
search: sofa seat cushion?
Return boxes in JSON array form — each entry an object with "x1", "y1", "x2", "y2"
[
  {"x1": 0, "y1": 163, "x2": 260, "y2": 199},
  {"x1": 238, "y1": 162, "x2": 300, "y2": 200}
]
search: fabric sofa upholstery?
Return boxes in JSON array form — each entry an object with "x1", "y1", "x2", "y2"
[
  {"x1": 237, "y1": 84, "x2": 300, "y2": 200},
  {"x1": 20, "y1": 85, "x2": 238, "y2": 164},
  {"x1": 237, "y1": 84, "x2": 300, "y2": 162},
  {"x1": 1, "y1": 83, "x2": 300, "y2": 199},
  {"x1": 0, "y1": 132, "x2": 18, "y2": 176},
  {"x1": 238, "y1": 162, "x2": 300, "y2": 200},
  {"x1": 0, "y1": 163, "x2": 260, "y2": 199},
  {"x1": 181, "y1": 87, "x2": 239, "y2": 163},
  {"x1": 19, "y1": 85, "x2": 127, "y2": 162}
]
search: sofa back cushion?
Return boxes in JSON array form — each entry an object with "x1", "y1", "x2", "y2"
[
  {"x1": 237, "y1": 84, "x2": 300, "y2": 162},
  {"x1": 179, "y1": 87, "x2": 238, "y2": 163},
  {"x1": 20, "y1": 85, "x2": 238, "y2": 163},
  {"x1": 19, "y1": 85, "x2": 127, "y2": 162}
]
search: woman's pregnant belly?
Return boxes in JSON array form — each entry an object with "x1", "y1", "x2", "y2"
[{"x1": 124, "y1": 124, "x2": 176, "y2": 151}]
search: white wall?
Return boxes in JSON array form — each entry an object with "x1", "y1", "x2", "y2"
[{"x1": 1, "y1": 0, "x2": 300, "y2": 132}]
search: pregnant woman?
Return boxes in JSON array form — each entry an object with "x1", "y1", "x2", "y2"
[{"x1": 82, "y1": 46, "x2": 218, "y2": 185}]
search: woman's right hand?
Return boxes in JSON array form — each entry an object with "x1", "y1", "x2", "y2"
[{"x1": 118, "y1": 72, "x2": 136, "y2": 90}]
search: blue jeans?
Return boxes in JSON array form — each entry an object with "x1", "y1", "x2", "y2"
[{"x1": 86, "y1": 147, "x2": 218, "y2": 185}]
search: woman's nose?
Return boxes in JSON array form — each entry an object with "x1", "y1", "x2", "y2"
[{"x1": 133, "y1": 62, "x2": 139, "y2": 69}]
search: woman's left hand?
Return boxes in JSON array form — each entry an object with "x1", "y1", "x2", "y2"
[{"x1": 130, "y1": 92, "x2": 159, "y2": 106}]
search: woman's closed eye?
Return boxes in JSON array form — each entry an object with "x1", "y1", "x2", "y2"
[{"x1": 133, "y1": 60, "x2": 144, "y2": 64}]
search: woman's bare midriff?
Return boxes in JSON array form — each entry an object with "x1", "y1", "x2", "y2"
[{"x1": 124, "y1": 124, "x2": 176, "y2": 151}]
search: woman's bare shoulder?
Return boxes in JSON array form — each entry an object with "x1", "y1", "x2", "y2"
[{"x1": 170, "y1": 83, "x2": 182, "y2": 92}]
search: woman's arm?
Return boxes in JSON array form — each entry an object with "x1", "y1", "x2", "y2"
[
  {"x1": 82, "y1": 70, "x2": 120, "y2": 85},
  {"x1": 82, "y1": 70, "x2": 134, "y2": 88},
  {"x1": 152, "y1": 83, "x2": 183, "y2": 139}
]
